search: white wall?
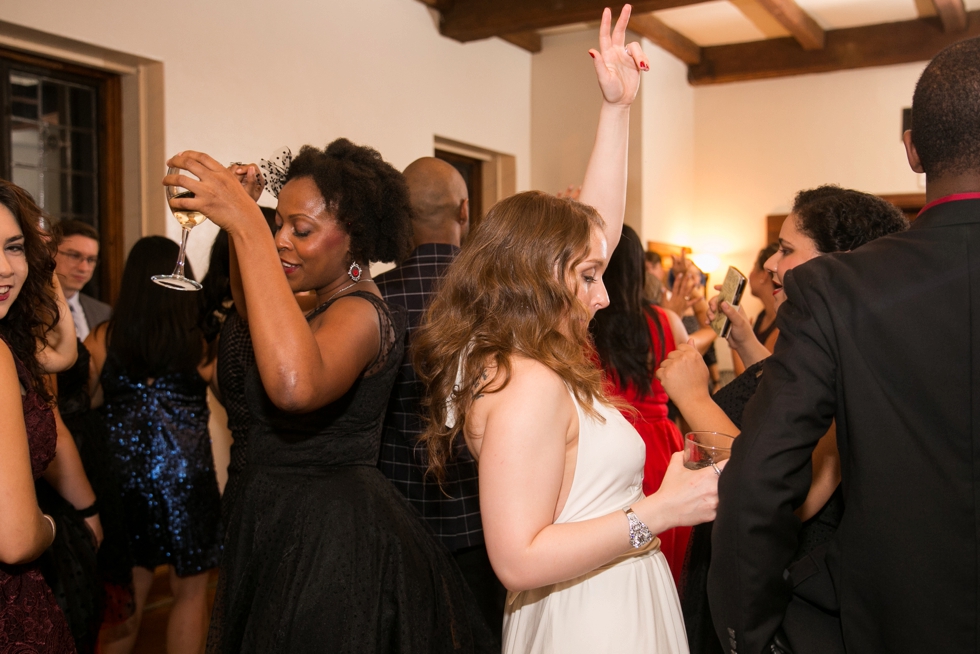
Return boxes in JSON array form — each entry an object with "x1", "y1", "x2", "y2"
[
  {"x1": 1, "y1": 0, "x2": 532, "y2": 274},
  {"x1": 639, "y1": 40, "x2": 695, "y2": 249},
  {"x1": 690, "y1": 62, "x2": 927, "y2": 318}
]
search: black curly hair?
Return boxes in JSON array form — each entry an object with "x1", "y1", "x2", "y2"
[
  {"x1": 791, "y1": 185, "x2": 909, "y2": 254},
  {"x1": 0, "y1": 179, "x2": 61, "y2": 401},
  {"x1": 284, "y1": 138, "x2": 413, "y2": 264},
  {"x1": 910, "y1": 37, "x2": 980, "y2": 178}
]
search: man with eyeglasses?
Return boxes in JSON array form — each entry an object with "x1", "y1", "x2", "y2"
[{"x1": 51, "y1": 220, "x2": 111, "y2": 341}]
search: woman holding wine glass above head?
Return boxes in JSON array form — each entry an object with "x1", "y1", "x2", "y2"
[
  {"x1": 165, "y1": 137, "x2": 497, "y2": 653},
  {"x1": 412, "y1": 7, "x2": 718, "y2": 653},
  {"x1": 86, "y1": 236, "x2": 222, "y2": 654}
]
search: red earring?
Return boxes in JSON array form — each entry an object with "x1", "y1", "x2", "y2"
[{"x1": 348, "y1": 261, "x2": 362, "y2": 282}]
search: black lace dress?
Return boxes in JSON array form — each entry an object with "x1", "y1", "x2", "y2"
[
  {"x1": 216, "y1": 311, "x2": 253, "y2": 523},
  {"x1": 207, "y1": 292, "x2": 496, "y2": 653}
]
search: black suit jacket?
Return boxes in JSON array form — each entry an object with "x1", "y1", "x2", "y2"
[{"x1": 708, "y1": 198, "x2": 980, "y2": 654}]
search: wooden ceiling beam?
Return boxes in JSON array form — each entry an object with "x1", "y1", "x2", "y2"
[
  {"x1": 500, "y1": 30, "x2": 543, "y2": 53},
  {"x1": 438, "y1": 0, "x2": 706, "y2": 43},
  {"x1": 753, "y1": 0, "x2": 825, "y2": 50},
  {"x1": 932, "y1": 0, "x2": 968, "y2": 32},
  {"x1": 629, "y1": 13, "x2": 701, "y2": 64},
  {"x1": 689, "y1": 11, "x2": 980, "y2": 85}
]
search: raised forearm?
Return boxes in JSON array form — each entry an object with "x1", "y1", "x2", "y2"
[{"x1": 579, "y1": 103, "x2": 630, "y2": 250}]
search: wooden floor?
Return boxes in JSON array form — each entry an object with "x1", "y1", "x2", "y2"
[{"x1": 131, "y1": 567, "x2": 219, "y2": 654}]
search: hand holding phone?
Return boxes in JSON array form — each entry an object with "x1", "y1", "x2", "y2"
[{"x1": 710, "y1": 267, "x2": 747, "y2": 338}]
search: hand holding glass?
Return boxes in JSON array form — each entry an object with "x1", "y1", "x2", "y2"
[
  {"x1": 152, "y1": 165, "x2": 206, "y2": 291},
  {"x1": 684, "y1": 431, "x2": 734, "y2": 471}
]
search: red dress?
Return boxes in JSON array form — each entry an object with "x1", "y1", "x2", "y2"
[
  {"x1": 604, "y1": 307, "x2": 691, "y2": 585},
  {"x1": 0, "y1": 343, "x2": 76, "y2": 654}
]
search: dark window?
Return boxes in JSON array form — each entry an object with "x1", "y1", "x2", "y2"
[{"x1": 1, "y1": 49, "x2": 122, "y2": 302}]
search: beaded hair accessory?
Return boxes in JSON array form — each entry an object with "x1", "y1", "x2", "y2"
[{"x1": 259, "y1": 146, "x2": 292, "y2": 198}]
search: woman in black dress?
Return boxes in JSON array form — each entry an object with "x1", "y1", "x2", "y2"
[{"x1": 168, "y1": 140, "x2": 494, "y2": 653}]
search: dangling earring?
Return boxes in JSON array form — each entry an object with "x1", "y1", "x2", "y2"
[{"x1": 348, "y1": 261, "x2": 363, "y2": 283}]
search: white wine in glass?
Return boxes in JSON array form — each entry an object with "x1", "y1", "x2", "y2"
[{"x1": 152, "y1": 166, "x2": 205, "y2": 291}]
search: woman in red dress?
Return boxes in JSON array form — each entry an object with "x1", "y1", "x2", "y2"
[
  {"x1": 0, "y1": 179, "x2": 76, "y2": 653},
  {"x1": 591, "y1": 225, "x2": 691, "y2": 584}
]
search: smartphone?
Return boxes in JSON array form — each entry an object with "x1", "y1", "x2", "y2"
[{"x1": 710, "y1": 266, "x2": 747, "y2": 338}]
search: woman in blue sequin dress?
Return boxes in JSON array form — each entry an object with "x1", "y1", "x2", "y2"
[{"x1": 87, "y1": 236, "x2": 222, "y2": 654}]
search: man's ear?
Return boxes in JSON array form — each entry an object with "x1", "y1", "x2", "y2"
[
  {"x1": 458, "y1": 198, "x2": 470, "y2": 226},
  {"x1": 903, "y1": 130, "x2": 925, "y2": 174}
]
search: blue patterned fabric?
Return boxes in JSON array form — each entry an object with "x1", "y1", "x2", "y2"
[{"x1": 102, "y1": 361, "x2": 222, "y2": 576}]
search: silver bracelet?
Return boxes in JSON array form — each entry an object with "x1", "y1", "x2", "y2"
[
  {"x1": 42, "y1": 513, "x2": 56, "y2": 540},
  {"x1": 623, "y1": 507, "x2": 654, "y2": 549}
]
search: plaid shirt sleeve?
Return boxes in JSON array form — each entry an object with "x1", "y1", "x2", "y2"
[{"x1": 375, "y1": 244, "x2": 483, "y2": 552}]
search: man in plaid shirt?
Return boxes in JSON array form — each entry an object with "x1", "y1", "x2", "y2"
[{"x1": 376, "y1": 157, "x2": 505, "y2": 631}]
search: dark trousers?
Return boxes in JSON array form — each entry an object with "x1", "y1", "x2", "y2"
[{"x1": 453, "y1": 544, "x2": 507, "y2": 636}]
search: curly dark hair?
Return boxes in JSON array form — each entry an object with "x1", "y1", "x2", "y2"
[
  {"x1": 591, "y1": 225, "x2": 662, "y2": 399},
  {"x1": 285, "y1": 138, "x2": 413, "y2": 264},
  {"x1": 791, "y1": 186, "x2": 909, "y2": 254},
  {"x1": 0, "y1": 179, "x2": 61, "y2": 400},
  {"x1": 910, "y1": 37, "x2": 980, "y2": 178}
]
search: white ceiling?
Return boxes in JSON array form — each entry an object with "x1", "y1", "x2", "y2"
[{"x1": 652, "y1": 0, "x2": 979, "y2": 47}]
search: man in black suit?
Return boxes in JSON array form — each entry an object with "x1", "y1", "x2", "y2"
[
  {"x1": 708, "y1": 38, "x2": 980, "y2": 654},
  {"x1": 51, "y1": 220, "x2": 111, "y2": 340}
]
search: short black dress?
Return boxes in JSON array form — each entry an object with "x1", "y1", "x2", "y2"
[
  {"x1": 101, "y1": 355, "x2": 223, "y2": 576},
  {"x1": 207, "y1": 292, "x2": 495, "y2": 653}
]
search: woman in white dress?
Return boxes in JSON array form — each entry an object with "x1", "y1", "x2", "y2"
[{"x1": 413, "y1": 6, "x2": 721, "y2": 653}]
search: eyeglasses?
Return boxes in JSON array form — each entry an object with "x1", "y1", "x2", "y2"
[{"x1": 58, "y1": 250, "x2": 99, "y2": 266}]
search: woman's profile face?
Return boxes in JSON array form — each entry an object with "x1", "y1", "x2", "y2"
[
  {"x1": 0, "y1": 204, "x2": 28, "y2": 320},
  {"x1": 764, "y1": 213, "x2": 820, "y2": 309},
  {"x1": 571, "y1": 227, "x2": 611, "y2": 320},
  {"x1": 274, "y1": 177, "x2": 351, "y2": 294}
]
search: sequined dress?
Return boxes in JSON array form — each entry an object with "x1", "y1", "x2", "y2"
[
  {"x1": 207, "y1": 292, "x2": 495, "y2": 653},
  {"x1": 101, "y1": 356, "x2": 222, "y2": 576},
  {"x1": 0, "y1": 339, "x2": 76, "y2": 653}
]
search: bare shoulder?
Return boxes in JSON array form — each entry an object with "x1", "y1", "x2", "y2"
[{"x1": 477, "y1": 355, "x2": 575, "y2": 420}]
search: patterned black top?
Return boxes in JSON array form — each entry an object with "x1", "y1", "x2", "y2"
[{"x1": 375, "y1": 243, "x2": 483, "y2": 553}]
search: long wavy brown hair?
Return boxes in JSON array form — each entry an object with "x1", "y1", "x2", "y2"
[
  {"x1": 0, "y1": 180, "x2": 60, "y2": 401},
  {"x1": 413, "y1": 191, "x2": 609, "y2": 481}
]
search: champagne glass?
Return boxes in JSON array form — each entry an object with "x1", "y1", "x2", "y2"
[
  {"x1": 684, "y1": 431, "x2": 734, "y2": 471},
  {"x1": 152, "y1": 166, "x2": 206, "y2": 291}
]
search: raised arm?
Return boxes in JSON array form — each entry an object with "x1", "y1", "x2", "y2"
[
  {"x1": 578, "y1": 5, "x2": 648, "y2": 254},
  {"x1": 0, "y1": 342, "x2": 56, "y2": 564},
  {"x1": 165, "y1": 153, "x2": 380, "y2": 413},
  {"x1": 36, "y1": 274, "x2": 78, "y2": 373}
]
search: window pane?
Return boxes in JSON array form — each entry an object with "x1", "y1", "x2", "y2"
[
  {"x1": 12, "y1": 101, "x2": 38, "y2": 121},
  {"x1": 69, "y1": 87, "x2": 94, "y2": 129},
  {"x1": 41, "y1": 81, "x2": 66, "y2": 126},
  {"x1": 71, "y1": 173, "x2": 96, "y2": 217},
  {"x1": 10, "y1": 73, "x2": 38, "y2": 99},
  {"x1": 40, "y1": 126, "x2": 68, "y2": 172},
  {"x1": 10, "y1": 120, "x2": 41, "y2": 167},
  {"x1": 11, "y1": 166, "x2": 40, "y2": 205},
  {"x1": 69, "y1": 130, "x2": 95, "y2": 172}
]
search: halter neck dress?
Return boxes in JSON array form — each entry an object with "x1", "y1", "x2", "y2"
[{"x1": 502, "y1": 392, "x2": 689, "y2": 654}]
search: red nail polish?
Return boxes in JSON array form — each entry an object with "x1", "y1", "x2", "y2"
[
  {"x1": 590, "y1": 52, "x2": 596, "y2": 59},
  {"x1": 641, "y1": 62, "x2": 649, "y2": 70}
]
